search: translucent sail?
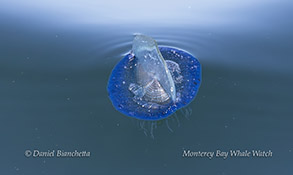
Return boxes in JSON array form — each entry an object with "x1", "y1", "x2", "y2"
[{"x1": 130, "y1": 35, "x2": 176, "y2": 103}]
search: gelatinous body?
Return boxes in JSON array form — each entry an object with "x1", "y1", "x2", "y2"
[
  {"x1": 107, "y1": 35, "x2": 201, "y2": 121},
  {"x1": 131, "y1": 35, "x2": 176, "y2": 104}
]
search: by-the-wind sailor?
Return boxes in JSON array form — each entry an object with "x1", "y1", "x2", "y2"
[{"x1": 107, "y1": 35, "x2": 201, "y2": 121}]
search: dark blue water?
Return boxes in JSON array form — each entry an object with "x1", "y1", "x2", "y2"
[{"x1": 0, "y1": 0, "x2": 293, "y2": 174}]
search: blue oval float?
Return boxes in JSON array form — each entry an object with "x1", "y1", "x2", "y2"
[{"x1": 107, "y1": 35, "x2": 201, "y2": 121}]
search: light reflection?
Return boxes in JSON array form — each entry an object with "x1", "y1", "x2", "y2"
[{"x1": 0, "y1": 0, "x2": 282, "y2": 26}]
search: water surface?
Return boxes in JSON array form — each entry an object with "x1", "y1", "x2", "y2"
[{"x1": 0, "y1": 0, "x2": 293, "y2": 174}]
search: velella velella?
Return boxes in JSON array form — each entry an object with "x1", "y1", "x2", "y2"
[{"x1": 107, "y1": 35, "x2": 201, "y2": 121}]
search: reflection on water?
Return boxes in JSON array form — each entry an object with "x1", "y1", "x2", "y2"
[{"x1": 0, "y1": 0, "x2": 293, "y2": 174}]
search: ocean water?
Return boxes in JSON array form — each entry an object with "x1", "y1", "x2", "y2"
[{"x1": 0, "y1": 0, "x2": 293, "y2": 174}]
